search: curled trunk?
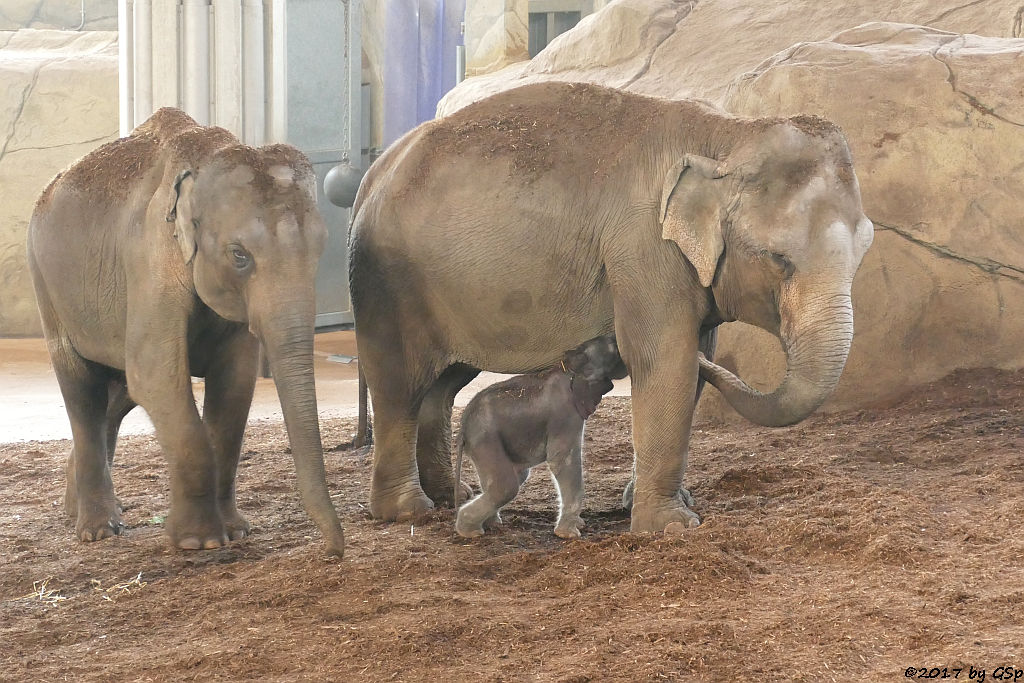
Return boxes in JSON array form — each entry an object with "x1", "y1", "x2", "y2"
[
  {"x1": 699, "y1": 294, "x2": 853, "y2": 427},
  {"x1": 261, "y1": 305, "x2": 345, "y2": 557}
]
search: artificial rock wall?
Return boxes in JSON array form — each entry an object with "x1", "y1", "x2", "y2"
[
  {"x1": 438, "y1": 0, "x2": 1024, "y2": 416},
  {"x1": 0, "y1": 29, "x2": 118, "y2": 336},
  {"x1": 0, "y1": 0, "x2": 116, "y2": 31}
]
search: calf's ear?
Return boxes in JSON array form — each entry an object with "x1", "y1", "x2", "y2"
[{"x1": 563, "y1": 349, "x2": 592, "y2": 378}]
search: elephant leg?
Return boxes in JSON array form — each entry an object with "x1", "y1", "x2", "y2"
[
  {"x1": 30, "y1": 266, "x2": 121, "y2": 539},
  {"x1": 104, "y1": 377, "x2": 137, "y2": 467},
  {"x1": 416, "y1": 363, "x2": 479, "y2": 507},
  {"x1": 201, "y1": 330, "x2": 259, "y2": 541},
  {"x1": 615, "y1": 300, "x2": 702, "y2": 532},
  {"x1": 100, "y1": 377, "x2": 136, "y2": 516},
  {"x1": 456, "y1": 452, "x2": 523, "y2": 539},
  {"x1": 622, "y1": 326, "x2": 716, "y2": 510},
  {"x1": 548, "y1": 441, "x2": 585, "y2": 540},
  {"x1": 126, "y1": 314, "x2": 228, "y2": 550},
  {"x1": 360, "y1": 341, "x2": 437, "y2": 522},
  {"x1": 55, "y1": 352, "x2": 123, "y2": 541}
]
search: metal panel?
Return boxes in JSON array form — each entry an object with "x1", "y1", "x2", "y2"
[
  {"x1": 306, "y1": 150, "x2": 353, "y2": 329},
  {"x1": 283, "y1": 0, "x2": 359, "y2": 328}
]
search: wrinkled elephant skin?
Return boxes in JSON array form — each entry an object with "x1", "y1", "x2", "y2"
[
  {"x1": 349, "y1": 83, "x2": 873, "y2": 533},
  {"x1": 28, "y1": 108, "x2": 345, "y2": 556}
]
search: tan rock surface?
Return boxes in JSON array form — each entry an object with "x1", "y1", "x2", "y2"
[
  {"x1": 438, "y1": 0, "x2": 1024, "y2": 115},
  {"x1": 0, "y1": 29, "x2": 118, "y2": 336},
  {"x1": 0, "y1": 0, "x2": 116, "y2": 31}
]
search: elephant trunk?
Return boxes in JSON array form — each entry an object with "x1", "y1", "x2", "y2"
[
  {"x1": 699, "y1": 293, "x2": 853, "y2": 427},
  {"x1": 259, "y1": 301, "x2": 345, "y2": 557}
]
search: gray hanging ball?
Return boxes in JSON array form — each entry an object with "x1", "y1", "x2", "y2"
[{"x1": 324, "y1": 161, "x2": 365, "y2": 208}]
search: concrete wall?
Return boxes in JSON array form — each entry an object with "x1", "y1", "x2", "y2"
[{"x1": 0, "y1": 29, "x2": 119, "y2": 336}]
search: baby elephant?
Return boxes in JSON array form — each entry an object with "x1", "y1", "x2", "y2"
[{"x1": 454, "y1": 335, "x2": 627, "y2": 539}]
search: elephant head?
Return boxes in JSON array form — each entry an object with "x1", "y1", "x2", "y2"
[
  {"x1": 165, "y1": 144, "x2": 343, "y2": 554},
  {"x1": 660, "y1": 116, "x2": 874, "y2": 427}
]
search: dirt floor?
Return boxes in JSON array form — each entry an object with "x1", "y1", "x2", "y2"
[{"x1": 2, "y1": 368, "x2": 1023, "y2": 682}]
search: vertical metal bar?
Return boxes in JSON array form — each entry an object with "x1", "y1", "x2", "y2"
[
  {"x1": 132, "y1": 0, "x2": 152, "y2": 125},
  {"x1": 266, "y1": 0, "x2": 287, "y2": 142},
  {"x1": 182, "y1": 0, "x2": 210, "y2": 124},
  {"x1": 212, "y1": 0, "x2": 243, "y2": 135},
  {"x1": 151, "y1": 0, "x2": 180, "y2": 109},
  {"x1": 241, "y1": 0, "x2": 265, "y2": 145},
  {"x1": 118, "y1": 0, "x2": 135, "y2": 135},
  {"x1": 346, "y1": 0, "x2": 362, "y2": 165}
]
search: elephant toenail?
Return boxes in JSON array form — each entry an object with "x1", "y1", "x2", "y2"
[
  {"x1": 178, "y1": 537, "x2": 201, "y2": 550},
  {"x1": 664, "y1": 521, "x2": 692, "y2": 535}
]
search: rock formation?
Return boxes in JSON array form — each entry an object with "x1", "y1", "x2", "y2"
[{"x1": 0, "y1": 29, "x2": 118, "y2": 335}]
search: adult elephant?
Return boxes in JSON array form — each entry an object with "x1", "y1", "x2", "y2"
[
  {"x1": 27, "y1": 108, "x2": 345, "y2": 555},
  {"x1": 349, "y1": 82, "x2": 873, "y2": 532}
]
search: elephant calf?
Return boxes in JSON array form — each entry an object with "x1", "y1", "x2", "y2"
[{"x1": 454, "y1": 335, "x2": 626, "y2": 539}]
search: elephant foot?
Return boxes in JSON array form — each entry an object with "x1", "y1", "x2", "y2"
[
  {"x1": 420, "y1": 470, "x2": 467, "y2": 509},
  {"x1": 219, "y1": 504, "x2": 251, "y2": 542},
  {"x1": 554, "y1": 523, "x2": 582, "y2": 540},
  {"x1": 622, "y1": 478, "x2": 694, "y2": 510},
  {"x1": 71, "y1": 480, "x2": 123, "y2": 541},
  {"x1": 455, "y1": 503, "x2": 503, "y2": 538},
  {"x1": 369, "y1": 484, "x2": 434, "y2": 522},
  {"x1": 166, "y1": 504, "x2": 229, "y2": 550},
  {"x1": 452, "y1": 480, "x2": 474, "y2": 506},
  {"x1": 630, "y1": 495, "x2": 701, "y2": 533},
  {"x1": 455, "y1": 520, "x2": 484, "y2": 539},
  {"x1": 454, "y1": 506, "x2": 484, "y2": 538},
  {"x1": 75, "y1": 506, "x2": 124, "y2": 542}
]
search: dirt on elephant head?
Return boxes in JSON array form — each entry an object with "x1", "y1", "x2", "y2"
[
  {"x1": 50, "y1": 110, "x2": 247, "y2": 206},
  {"x1": 133, "y1": 107, "x2": 199, "y2": 143},
  {"x1": 208, "y1": 143, "x2": 316, "y2": 205},
  {"x1": 167, "y1": 125, "x2": 238, "y2": 168},
  {"x1": 418, "y1": 82, "x2": 681, "y2": 183},
  {"x1": 56, "y1": 133, "x2": 161, "y2": 202},
  {"x1": 786, "y1": 113, "x2": 843, "y2": 138},
  {"x1": 52, "y1": 109, "x2": 213, "y2": 206}
]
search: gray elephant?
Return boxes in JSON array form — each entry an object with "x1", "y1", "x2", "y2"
[
  {"x1": 454, "y1": 334, "x2": 626, "y2": 539},
  {"x1": 348, "y1": 82, "x2": 873, "y2": 533},
  {"x1": 27, "y1": 108, "x2": 345, "y2": 555}
]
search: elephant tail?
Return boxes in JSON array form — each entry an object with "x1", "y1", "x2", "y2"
[
  {"x1": 354, "y1": 363, "x2": 372, "y2": 449},
  {"x1": 454, "y1": 431, "x2": 467, "y2": 509}
]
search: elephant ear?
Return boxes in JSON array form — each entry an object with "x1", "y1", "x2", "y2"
[
  {"x1": 563, "y1": 348, "x2": 592, "y2": 378},
  {"x1": 164, "y1": 169, "x2": 197, "y2": 265},
  {"x1": 659, "y1": 154, "x2": 728, "y2": 288}
]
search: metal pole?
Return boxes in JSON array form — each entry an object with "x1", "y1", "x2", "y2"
[
  {"x1": 118, "y1": 0, "x2": 135, "y2": 135},
  {"x1": 182, "y1": 0, "x2": 210, "y2": 124},
  {"x1": 241, "y1": 0, "x2": 265, "y2": 144}
]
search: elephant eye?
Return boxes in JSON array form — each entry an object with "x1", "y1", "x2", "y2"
[
  {"x1": 229, "y1": 246, "x2": 252, "y2": 270},
  {"x1": 767, "y1": 251, "x2": 794, "y2": 277}
]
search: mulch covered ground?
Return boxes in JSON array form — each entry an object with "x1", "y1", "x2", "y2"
[{"x1": 2, "y1": 368, "x2": 1023, "y2": 681}]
